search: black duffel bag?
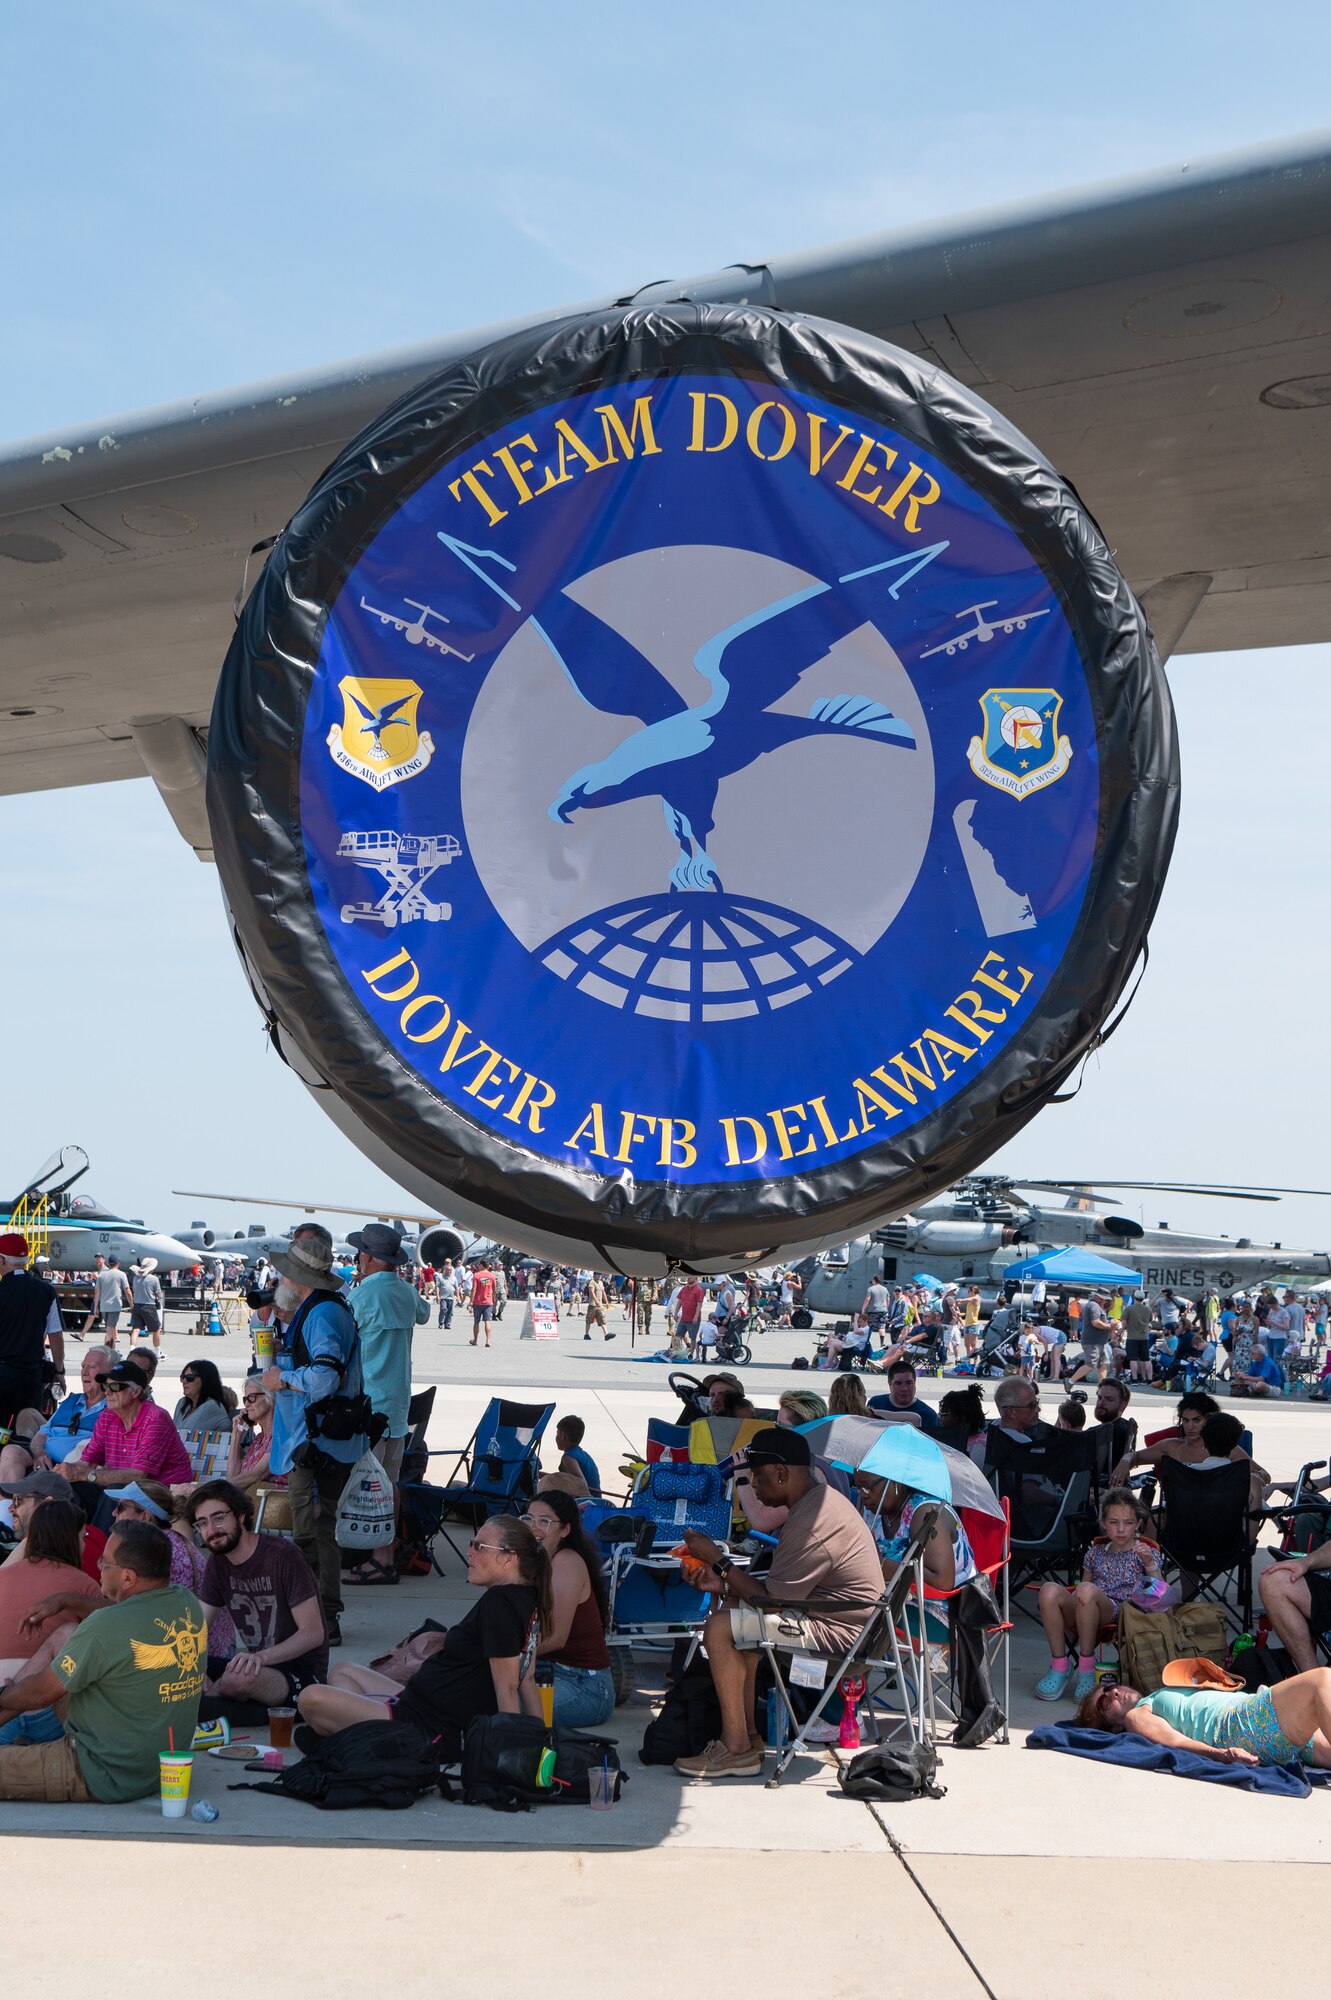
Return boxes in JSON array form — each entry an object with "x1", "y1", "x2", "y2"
[{"x1": 454, "y1": 1713, "x2": 626, "y2": 1811}]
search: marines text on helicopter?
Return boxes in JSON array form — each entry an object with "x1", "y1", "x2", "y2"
[{"x1": 796, "y1": 1175, "x2": 1331, "y2": 1322}]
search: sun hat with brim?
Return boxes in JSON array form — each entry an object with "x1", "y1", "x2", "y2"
[
  {"x1": 1161, "y1": 1656, "x2": 1244, "y2": 1691},
  {"x1": 110, "y1": 1481, "x2": 170, "y2": 1522},
  {"x1": 269, "y1": 1235, "x2": 341, "y2": 1285},
  {"x1": 346, "y1": 1223, "x2": 406, "y2": 1263}
]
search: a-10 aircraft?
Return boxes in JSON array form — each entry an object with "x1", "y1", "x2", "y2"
[
  {"x1": 172, "y1": 1189, "x2": 497, "y2": 1270},
  {"x1": 3, "y1": 1148, "x2": 205, "y2": 1274},
  {"x1": 796, "y1": 1175, "x2": 1331, "y2": 1321}
]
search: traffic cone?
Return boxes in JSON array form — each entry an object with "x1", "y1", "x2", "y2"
[{"x1": 207, "y1": 1301, "x2": 222, "y2": 1337}]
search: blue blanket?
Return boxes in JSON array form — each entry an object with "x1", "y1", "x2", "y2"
[{"x1": 1026, "y1": 1722, "x2": 1331, "y2": 1797}]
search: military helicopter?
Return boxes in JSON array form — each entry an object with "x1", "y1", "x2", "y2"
[
  {"x1": 795, "y1": 1175, "x2": 1331, "y2": 1323},
  {"x1": 3, "y1": 1147, "x2": 204, "y2": 1273}
]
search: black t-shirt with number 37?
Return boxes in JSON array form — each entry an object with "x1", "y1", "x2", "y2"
[{"x1": 394, "y1": 1583, "x2": 538, "y2": 1754}]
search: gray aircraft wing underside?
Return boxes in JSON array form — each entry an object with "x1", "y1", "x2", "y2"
[{"x1": 1, "y1": 129, "x2": 1327, "y2": 857}]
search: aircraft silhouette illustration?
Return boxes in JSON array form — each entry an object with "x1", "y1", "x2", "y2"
[
  {"x1": 438, "y1": 534, "x2": 937, "y2": 890},
  {"x1": 347, "y1": 690, "x2": 414, "y2": 760}
]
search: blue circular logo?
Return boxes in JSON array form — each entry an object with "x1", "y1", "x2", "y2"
[
  {"x1": 299, "y1": 371, "x2": 1098, "y2": 1186},
  {"x1": 211, "y1": 306, "x2": 1174, "y2": 1267}
]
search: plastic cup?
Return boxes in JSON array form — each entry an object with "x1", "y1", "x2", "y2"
[
  {"x1": 159, "y1": 1753, "x2": 194, "y2": 1819},
  {"x1": 589, "y1": 1764, "x2": 616, "y2": 1810},
  {"x1": 537, "y1": 1682, "x2": 554, "y2": 1729},
  {"x1": 269, "y1": 1707, "x2": 295, "y2": 1749},
  {"x1": 254, "y1": 1327, "x2": 275, "y2": 1368}
]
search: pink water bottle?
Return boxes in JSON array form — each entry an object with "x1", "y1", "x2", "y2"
[{"x1": 838, "y1": 1673, "x2": 866, "y2": 1748}]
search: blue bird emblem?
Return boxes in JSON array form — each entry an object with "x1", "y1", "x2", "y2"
[{"x1": 439, "y1": 536, "x2": 919, "y2": 891}]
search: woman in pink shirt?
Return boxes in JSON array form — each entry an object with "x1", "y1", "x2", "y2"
[{"x1": 64, "y1": 1360, "x2": 192, "y2": 1491}]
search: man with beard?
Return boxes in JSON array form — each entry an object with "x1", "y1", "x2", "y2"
[
  {"x1": 262, "y1": 1231, "x2": 366, "y2": 1645},
  {"x1": 187, "y1": 1480, "x2": 328, "y2": 1717}
]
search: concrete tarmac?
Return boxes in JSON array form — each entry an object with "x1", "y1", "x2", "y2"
[{"x1": 28, "y1": 1301, "x2": 1329, "y2": 1996}]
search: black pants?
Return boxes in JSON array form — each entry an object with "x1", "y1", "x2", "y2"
[{"x1": 0, "y1": 1365, "x2": 43, "y2": 1430}]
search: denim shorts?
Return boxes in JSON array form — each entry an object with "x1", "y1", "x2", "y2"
[{"x1": 550, "y1": 1662, "x2": 615, "y2": 1730}]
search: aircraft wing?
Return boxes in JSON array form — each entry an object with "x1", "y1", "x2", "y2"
[
  {"x1": 173, "y1": 1190, "x2": 442, "y2": 1225},
  {"x1": 2, "y1": 130, "x2": 1328, "y2": 856}
]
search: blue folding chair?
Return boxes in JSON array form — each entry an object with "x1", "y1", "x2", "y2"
[{"x1": 398, "y1": 1397, "x2": 554, "y2": 1572}]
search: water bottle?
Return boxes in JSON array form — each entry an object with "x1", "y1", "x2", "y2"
[
  {"x1": 838, "y1": 1673, "x2": 866, "y2": 1749},
  {"x1": 765, "y1": 1688, "x2": 787, "y2": 1752}
]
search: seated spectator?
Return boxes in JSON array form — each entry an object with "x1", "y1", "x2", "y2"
[
  {"x1": 110, "y1": 1481, "x2": 223, "y2": 1616},
  {"x1": 554, "y1": 1415, "x2": 601, "y2": 1499},
  {"x1": 829, "y1": 1374, "x2": 868, "y2": 1417},
  {"x1": 0, "y1": 1499, "x2": 100, "y2": 1671},
  {"x1": 777, "y1": 1389, "x2": 828, "y2": 1428},
  {"x1": 0, "y1": 1521, "x2": 204, "y2": 1802},
  {"x1": 298, "y1": 1517, "x2": 550, "y2": 1757},
  {"x1": 186, "y1": 1480, "x2": 326, "y2": 1717},
  {"x1": 1195, "y1": 1411, "x2": 1268, "y2": 1529},
  {"x1": 0, "y1": 1469, "x2": 75, "y2": 1560},
  {"x1": 1111, "y1": 1391, "x2": 1263, "y2": 1487},
  {"x1": 63, "y1": 1360, "x2": 192, "y2": 1492},
  {"x1": 989, "y1": 1375, "x2": 1052, "y2": 1444},
  {"x1": 0, "y1": 1348, "x2": 111, "y2": 1481},
  {"x1": 855, "y1": 1469, "x2": 975, "y2": 1600},
  {"x1": 674, "y1": 1426, "x2": 883, "y2": 1780},
  {"x1": 1260, "y1": 1538, "x2": 1331, "y2": 1674},
  {"x1": 937, "y1": 1385, "x2": 987, "y2": 1464},
  {"x1": 225, "y1": 1377, "x2": 286, "y2": 1494},
  {"x1": 125, "y1": 1347, "x2": 160, "y2": 1391},
  {"x1": 826, "y1": 1316, "x2": 872, "y2": 1369},
  {"x1": 868, "y1": 1358, "x2": 939, "y2": 1432},
  {"x1": 1232, "y1": 1342, "x2": 1283, "y2": 1399},
  {"x1": 1094, "y1": 1377, "x2": 1135, "y2": 1470},
  {"x1": 174, "y1": 1359, "x2": 233, "y2": 1435},
  {"x1": 1078, "y1": 1668, "x2": 1331, "y2": 1767},
  {"x1": 1057, "y1": 1396, "x2": 1087, "y2": 1430},
  {"x1": 1036, "y1": 1486, "x2": 1172, "y2": 1702},
  {"x1": 521, "y1": 1490, "x2": 614, "y2": 1729}
]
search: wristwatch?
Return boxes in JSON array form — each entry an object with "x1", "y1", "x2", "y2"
[{"x1": 713, "y1": 1555, "x2": 734, "y2": 1579}]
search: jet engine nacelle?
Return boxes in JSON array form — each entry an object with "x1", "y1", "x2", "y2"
[
  {"x1": 880, "y1": 1220, "x2": 1016, "y2": 1256},
  {"x1": 419, "y1": 1225, "x2": 467, "y2": 1267},
  {"x1": 175, "y1": 1226, "x2": 216, "y2": 1250}
]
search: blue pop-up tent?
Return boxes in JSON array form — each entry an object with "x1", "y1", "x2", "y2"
[{"x1": 1002, "y1": 1245, "x2": 1142, "y2": 1289}]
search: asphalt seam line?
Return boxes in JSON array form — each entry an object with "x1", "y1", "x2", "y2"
[{"x1": 870, "y1": 1807, "x2": 997, "y2": 2000}]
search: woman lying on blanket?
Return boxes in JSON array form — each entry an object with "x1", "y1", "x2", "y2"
[{"x1": 1076, "y1": 1667, "x2": 1331, "y2": 1768}]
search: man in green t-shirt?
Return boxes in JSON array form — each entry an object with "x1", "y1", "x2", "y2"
[{"x1": 0, "y1": 1520, "x2": 204, "y2": 1801}]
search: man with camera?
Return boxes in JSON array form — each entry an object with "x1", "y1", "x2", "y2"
[{"x1": 262, "y1": 1231, "x2": 368, "y2": 1646}]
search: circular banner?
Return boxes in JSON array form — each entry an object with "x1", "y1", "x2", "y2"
[{"x1": 209, "y1": 304, "x2": 1178, "y2": 1271}]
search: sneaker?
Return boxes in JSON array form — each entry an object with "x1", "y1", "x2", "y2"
[
  {"x1": 1035, "y1": 1664, "x2": 1074, "y2": 1701},
  {"x1": 801, "y1": 1717, "x2": 843, "y2": 1744},
  {"x1": 326, "y1": 1619, "x2": 342, "y2": 1648},
  {"x1": 674, "y1": 1738, "x2": 764, "y2": 1779},
  {"x1": 1073, "y1": 1669, "x2": 1097, "y2": 1701}
]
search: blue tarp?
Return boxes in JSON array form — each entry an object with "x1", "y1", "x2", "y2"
[
  {"x1": 1027, "y1": 1722, "x2": 1331, "y2": 1796},
  {"x1": 1003, "y1": 1246, "x2": 1142, "y2": 1288}
]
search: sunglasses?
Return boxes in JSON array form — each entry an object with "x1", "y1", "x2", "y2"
[{"x1": 181, "y1": 1374, "x2": 199, "y2": 1384}]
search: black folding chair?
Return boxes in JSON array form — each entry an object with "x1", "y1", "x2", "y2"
[
  {"x1": 985, "y1": 1427, "x2": 1099, "y2": 1615},
  {"x1": 1155, "y1": 1457, "x2": 1254, "y2": 1632},
  {"x1": 397, "y1": 1396, "x2": 553, "y2": 1572}
]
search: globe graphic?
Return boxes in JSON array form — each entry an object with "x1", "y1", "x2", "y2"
[{"x1": 539, "y1": 892, "x2": 858, "y2": 1024}]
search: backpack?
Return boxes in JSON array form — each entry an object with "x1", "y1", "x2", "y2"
[
  {"x1": 453, "y1": 1713, "x2": 625, "y2": 1811},
  {"x1": 838, "y1": 1743, "x2": 946, "y2": 1802},
  {"x1": 1116, "y1": 1601, "x2": 1231, "y2": 1693},
  {"x1": 234, "y1": 1719, "x2": 440, "y2": 1811},
  {"x1": 639, "y1": 1640, "x2": 723, "y2": 1765}
]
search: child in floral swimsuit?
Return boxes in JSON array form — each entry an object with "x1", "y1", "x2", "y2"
[{"x1": 1036, "y1": 1487, "x2": 1175, "y2": 1702}]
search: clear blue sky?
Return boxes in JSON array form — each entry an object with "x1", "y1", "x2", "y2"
[{"x1": 1, "y1": 2, "x2": 1327, "y2": 1255}]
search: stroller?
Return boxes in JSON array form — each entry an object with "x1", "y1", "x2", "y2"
[{"x1": 977, "y1": 1306, "x2": 1025, "y2": 1377}]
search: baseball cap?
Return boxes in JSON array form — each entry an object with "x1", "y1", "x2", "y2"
[
  {"x1": 95, "y1": 1360, "x2": 150, "y2": 1392},
  {"x1": 0, "y1": 1469, "x2": 73, "y2": 1502},
  {"x1": 743, "y1": 1426, "x2": 812, "y2": 1469},
  {"x1": 0, "y1": 1233, "x2": 29, "y2": 1259},
  {"x1": 110, "y1": 1481, "x2": 170, "y2": 1522}
]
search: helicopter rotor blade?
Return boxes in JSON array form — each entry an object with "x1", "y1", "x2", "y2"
[{"x1": 1006, "y1": 1178, "x2": 1331, "y2": 1203}]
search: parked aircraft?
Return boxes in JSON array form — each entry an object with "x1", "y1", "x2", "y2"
[
  {"x1": 172, "y1": 1189, "x2": 495, "y2": 1268},
  {"x1": 3, "y1": 1148, "x2": 206, "y2": 1274},
  {"x1": 797, "y1": 1175, "x2": 1331, "y2": 1320}
]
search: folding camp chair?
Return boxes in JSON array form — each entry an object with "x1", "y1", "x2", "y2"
[
  {"x1": 913, "y1": 1502, "x2": 1011, "y2": 1746},
  {"x1": 762, "y1": 1501, "x2": 941, "y2": 1787},
  {"x1": 1155, "y1": 1456, "x2": 1254, "y2": 1631},
  {"x1": 397, "y1": 1396, "x2": 553, "y2": 1572},
  {"x1": 985, "y1": 1427, "x2": 1098, "y2": 1614},
  {"x1": 184, "y1": 1428, "x2": 232, "y2": 1481},
  {"x1": 399, "y1": 1384, "x2": 437, "y2": 1488}
]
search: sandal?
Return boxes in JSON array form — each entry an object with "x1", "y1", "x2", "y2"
[{"x1": 345, "y1": 1560, "x2": 400, "y2": 1586}]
